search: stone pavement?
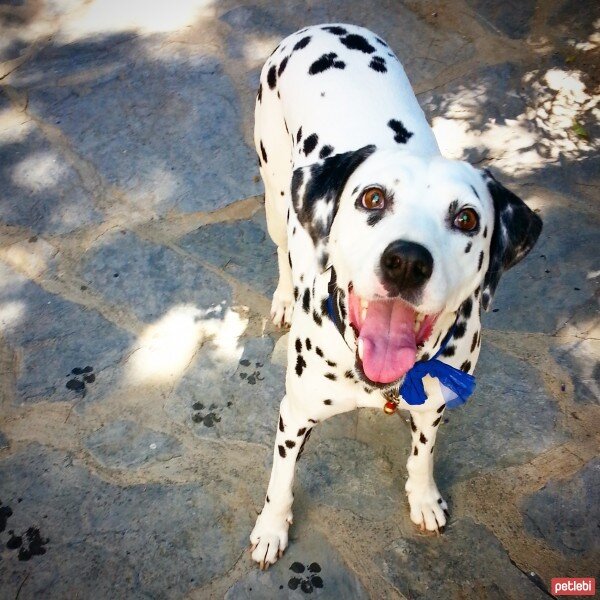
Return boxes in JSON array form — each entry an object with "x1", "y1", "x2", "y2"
[{"x1": 0, "y1": 0, "x2": 598, "y2": 598}]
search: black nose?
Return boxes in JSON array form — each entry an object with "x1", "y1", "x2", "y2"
[{"x1": 380, "y1": 240, "x2": 433, "y2": 291}]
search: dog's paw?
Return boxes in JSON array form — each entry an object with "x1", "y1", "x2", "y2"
[
  {"x1": 405, "y1": 480, "x2": 448, "y2": 533},
  {"x1": 249, "y1": 510, "x2": 293, "y2": 569},
  {"x1": 270, "y1": 288, "x2": 294, "y2": 328}
]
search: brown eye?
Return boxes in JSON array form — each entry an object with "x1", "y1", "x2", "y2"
[
  {"x1": 362, "y1": 187, "x2": 385, "y2": 210},
  {"x1": 454, "y1": 208, "x2": 479, "y2": 232}
]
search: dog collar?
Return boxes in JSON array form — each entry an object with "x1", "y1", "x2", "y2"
[{"x1": 325, "y1": 278, "x2": 476, "y2": 412}]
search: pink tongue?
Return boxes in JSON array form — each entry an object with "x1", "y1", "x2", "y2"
[{"x1": 360, "y1": 300, "x2": 417, "y2": 383}]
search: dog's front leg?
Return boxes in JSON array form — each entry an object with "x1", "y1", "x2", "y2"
[
  {"x1": 250, "y1": 394, "x2": 312, "y2": 568},
  {"x1": 405, "y1": 398, "x2": 448, "y2": 533}
]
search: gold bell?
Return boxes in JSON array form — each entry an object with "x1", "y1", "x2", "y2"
[{"x1": 383, "y1": 401, "x2": 397, "y2": 415}]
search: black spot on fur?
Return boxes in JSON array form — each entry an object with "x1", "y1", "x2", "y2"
[
  {"x1": 319, "y1": 145, "x2": 334, "y2": 159},
  {"x1": 316, "y1": 347, "x2": 324, "y2": 357},
  {"x1": 294, "y1": 36, "x2": 311, "y2": 50},
  {"x1": 413, "y1": 446, "x2": 418, "y2": 456},
  {"x1": 312, "y1": 310, "x2": 323, "y2": 326},
  {"x1": 266, "y1": 495, "x2": 270, "y2": 502},
  {"x1": 278, "y1": 445, "x2": 286, "y2": 458},
  {"x1": 297, "y1": 427, "x2": 313, "y2": 459},
  {"x1": 257, "y1": 83, "x2": 262, "y2": 102},
  {"x1": 303, "y1": 134, "x2": 319, "y2": 156},
  {"x1": 481, "y1": 171, "x2": 542, "y2": 310},
  {"x1": 461, "y1": 297, "x2": 473, "y2": 319},
  {"x1": 279, "y1": 416, "x2": 285, "y2": 432},
  {"x1": 320, "y1": 297, "x2": 329, "y2": 316},
  {"x1": 453, "y1": 321, "x2": 467, "y2": 339},
  {"x1": 302, "y1": 288, "x2": 310, "y2": 313},
  {"x1": 375, "y1": 36, "x2": 387, "y2": 47},
  {"x1": 288, "y1": 252, "x2": 292, "y2": 269},
  {"x1": 420, "y1": 353, "x2": 430, "y2": 362},
  {"x1": 419, "y1": 432, "x2": 428, "y2": 444},
  {"x1": 267, "y1": 65, "x2": 277, "y2": 89},
  {"x1": 432, "y1": 416, "x2": 442, "y2": 427},
  {"x1": 295, "y1": 354, "x2": 307, "y2": 376},
  {"x1": 344, "y1": 370, "x2": 353, "y2": 379},
  {"x1": 285, "y1": 439, "x2": 296, "y2": 449},
  {"x1": 295, "y1": 338, "x2": 302, "y2": 353},
  {"x1": 461, "y1": 360, "x2": 472, "y2": 372},
  {"x1": 259, "y1": 141, "x2": 267, "y2": 163},
  {"x1": 278, "y1": 56, "x2": 289, "y2": 76},
  {"x1": 471, "y1": 332, "x2": 478, "y2": 353},
  {"x1": 326, "y1": 360, "x2": 337, "y2": 367},
  {"x1": 483, "y1": 226, "x2": 488, "y2": 238},
  {"x1": 409, "y1": 415, "x2": 417, "y2": 432},
  {"x1": 309, "y1": 52, "x2": 346, "y2": 75},
  {"x1": 442, "y1": 345, "x2": 456, "y2": 357},
  {"x1": 388, "y1": 119, "x2": 413, "y2": 144},
  {"x1": 478, "y1": 250, "x2": 484, "y2": 271},
  {"x1": 474, "y1": 285, "x2": 481, "y2": 298},
  {"x1": 367, "y1": 210, "x2": 385, "y2": 227},
  {"x1": 323, "y1": 399, "x2": 333, "y2": 405},
  {"x1": 308, "y1": 418, "x2": 318, "y2": 424},
  {"x1": 297, "y1": 427, "x2": 306, "y2": 436},
  {"x1": 369, "y1": 56, "x2": 387, "y2": 72},
  {"x1": 465, "y1": 241, "x2": 472, "y2": 253},
  {"x1": 305, "y1": 338, "x2": 312, "y2": 351},
  {"x1": 322, "y1": 25, "x2": 347, "y2": 35},
  {"x1": 340, "y1": 33, "x2": 375, "y2": 53},
  {"x1": 291, "y1": 146, "x2": 376, "y2": 248},
  {"x1": 293, "y1": 286, "x2": 299, "y2": 301},
  {"x1": 296, "y1": 127, "x2": 303, "y2": 143},
  {"x1": 437, "y1": 404, "x2": 446, "y2": 413},
  {"x1": 325, "y1": 373, "x2": 337, "y2": 381}
]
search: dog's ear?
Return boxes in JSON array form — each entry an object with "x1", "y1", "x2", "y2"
[
  {"x1": 481, "y1": 170, "x2": 543, "y2": 310},
  {"x1": 291, "y1": 145, "x2": 376, "y2": 270}
]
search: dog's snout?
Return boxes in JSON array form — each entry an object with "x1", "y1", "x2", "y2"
[{"x1": 380, "y1": 240, "x2": 433, "y2": 290}]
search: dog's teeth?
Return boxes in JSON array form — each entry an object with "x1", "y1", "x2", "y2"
[
  {"x1": 358, "y1": 339, "x2": 364, "y2": 359},
  {"x1": 414, "y1": 313, "x2": 424, "y2": 333}
]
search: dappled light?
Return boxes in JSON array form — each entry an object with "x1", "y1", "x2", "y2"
[
  {"x1": 58, "y1": 0, "x2": 216, "y2": 40},
  {"x1": 0, "y1": 107, "x2": 34, "y2": 144},
  {"x1": 126, "y1": 303, "x2": 248, "y2": 385},
  {"x1": 11, "y1": 150, "x2": 68, "y2": 192},
  {"x1": 431, "y1": 65, "x2": 597, "y2": 178},
  {"x1": 0, "y1": 300, "x2": 25, "y2": 332}
]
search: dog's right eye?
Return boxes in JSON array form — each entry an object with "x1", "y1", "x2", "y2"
[{"x1": 362, "y1": 187, "x2": 385, "y2": 210}]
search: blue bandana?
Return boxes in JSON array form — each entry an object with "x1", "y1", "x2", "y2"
[
  {"x1": 326, "y1": 290, "x2": 476, "y2": 409},
  {"x1": 398, "y1": 323, "x2": 475, "y2": 408}
]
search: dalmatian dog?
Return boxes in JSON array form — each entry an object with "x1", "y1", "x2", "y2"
[{"x1": 250, "y1": 24, "x2": 542, "y2": 568}]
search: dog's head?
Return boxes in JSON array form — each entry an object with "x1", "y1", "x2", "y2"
[{"x1": 291, "y1": 147, "x2": 542, "y2": 385}]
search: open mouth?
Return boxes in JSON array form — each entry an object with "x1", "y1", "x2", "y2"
[{"x1": 348, "y1": 285, "x2": 438, "y2": 385}]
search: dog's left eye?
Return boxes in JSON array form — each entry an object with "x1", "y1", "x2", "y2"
[
  {"x1": 453, "y1": 208, "x2": 479, "y2": 232},
  {"x1": 362, "y1": 187, "x2": 385, "y2": 210}
]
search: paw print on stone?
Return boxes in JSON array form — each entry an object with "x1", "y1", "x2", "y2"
[
  {"x1": 191, "y1": 400, "x2": 232, "y2": 427},
  {"x1": 288, "y1": 561, "x2": 323, "y2": 593},
  {"x1": 1, "y1": 499, "x2": 49, "y2": 562},
  {"x1": 239, "y1": 359, "x2": 265, "y2": 385},
  {"x1": 66, "y1": 366, "x2": 95, "y2": 393},
  {"x1": 8, "y1": 526, "x2": 49, "y2": 561}
]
